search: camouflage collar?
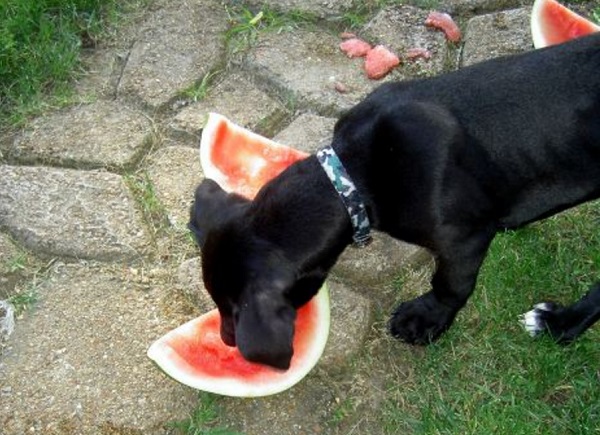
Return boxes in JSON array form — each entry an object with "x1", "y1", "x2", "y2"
[{"x1": 316, "y1": 146, "x2": 372, "y2": 248}]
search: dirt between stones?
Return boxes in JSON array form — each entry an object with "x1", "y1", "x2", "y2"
[{"x1": 0, "y1": 0, "x2": 543, "y2": 433}]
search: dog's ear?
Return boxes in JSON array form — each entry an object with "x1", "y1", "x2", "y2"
[
  {"x1": 188, "y1": 179, "x2": 249, "y2": 248},
  {"x1": 235, "y1": 256, "x2": 298, "y2": 370}
]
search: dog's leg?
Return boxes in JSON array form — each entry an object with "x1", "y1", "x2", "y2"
[
  {"x1": 520, "y1": 282, "x2": 600, "y2": 343},
  {"x1": 389, "y1": 227, "x2": 494, "y2": 344}
]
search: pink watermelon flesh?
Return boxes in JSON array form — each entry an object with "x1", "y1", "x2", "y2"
[
  {"x1": 425, "y1": 11, "x2": 462, "y2": 43},
  {"x1": 200, "y1": 113, "x2": 309, "y2": 199},
  {"x1": 531, "y1": 0, "x2": 600, "y2": 48},
  {"x1": 339, "y1": 38, "x2": 372, "y2": 58},
  {"x1": 364, "y1": 45, "x2": 400, "y2": 80},
  {"x1": 148, "y1": 285, "x2": 330, "y2": 397}
]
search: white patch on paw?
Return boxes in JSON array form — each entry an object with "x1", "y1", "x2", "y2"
[
  {"x1": 519, "y1": 303, "x2": 553, "y2": 337},
  {"x1": 519, "y1": 310, "x2": 543, "y2": 336},
  {"x1": 533, "y1": 302, "x2": 553, "y2": 312}
]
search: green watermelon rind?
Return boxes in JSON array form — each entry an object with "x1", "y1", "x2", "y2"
[{"x1": 147, "y1": 284, "x2": 330, "y2": 397}]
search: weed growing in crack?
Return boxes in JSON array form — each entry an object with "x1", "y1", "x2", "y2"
[
  {"x1": 224, "y1": 5, "x2": 319, "y2": 54},
  {"x1": 180, "y1": 70, "x2": 223, "y2": 103},
  {"x1": 124, "y1": 172, "x2": 169, "y2": 238}
]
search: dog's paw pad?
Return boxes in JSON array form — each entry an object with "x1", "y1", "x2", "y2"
[{"x1": 519, "y1": 302, "x2": 556, "y2": 337}]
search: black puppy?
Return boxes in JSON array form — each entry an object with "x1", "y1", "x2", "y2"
[{"x1": 190, "y1": 33, "x2": 600, "y2": 370}]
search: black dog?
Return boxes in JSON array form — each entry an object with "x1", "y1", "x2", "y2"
[{"x1": 190, "y1": 33, "x2": 600, "y2": 370}]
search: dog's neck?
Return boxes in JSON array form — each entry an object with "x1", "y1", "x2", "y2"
[{"x1": 316, "y1": 146, "x2": 372, "y2": 247}]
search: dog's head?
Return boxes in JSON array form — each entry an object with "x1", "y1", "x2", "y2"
[{"x1": 189, "y1": 179, "x2": 327, "y2": 370}]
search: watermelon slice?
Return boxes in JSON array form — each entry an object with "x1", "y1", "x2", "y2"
[
  {"x1": 531, "y1": 0, "x2": 600, "y2": 48},
  {"x1": 200, "y1": 113, "x2": 309, "y2": 199},
  {"x1": 148, "y1": 284, "x2": 330, "y2": 397}
]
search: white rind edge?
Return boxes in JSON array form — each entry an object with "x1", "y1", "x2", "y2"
[
  {"x1": 147, "y1": 284, "x2": 331, "y2": 397},
  {"x1": 530, "y1": 0, "x2": 548, "y2": 49},
  {"x1": 199, "y1": 112, "x2": 303, "y2": 196}
]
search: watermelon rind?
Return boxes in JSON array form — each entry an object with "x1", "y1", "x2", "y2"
[
  {"x1": 199, "y1": 112, "x2": 308, "y2": 199},
  {"x1": 531, "y1": 0, "x2": 600, "y2": 48},
  {"x1": 147, "y1": 284, "x2": 330, "y2": 397}
]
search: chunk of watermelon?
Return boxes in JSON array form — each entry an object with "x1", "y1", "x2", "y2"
[
  {"x1": 531, "y1": 0, "x2": 600, "y2": 48},
  {"x1": 200, "y1": 113, "x2": 309, "y2": 199},
  {"x1": 147, "y1": 285, "x2": 330, "y2": 397},
  {"x1": 364, "y1": 45, "x2": 401, "y2": 80},
  {"x1": 339, "y1": 38, "x2": 372, "y2": 58},
  {"x1": 425, "y1": 11, "x2": 462, "y2": 43}
]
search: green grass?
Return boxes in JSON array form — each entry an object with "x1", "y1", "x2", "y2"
[
  {"x1": 167, "y1": 393, "x2": 241, "y2": 435},
  {"x1": 124, "y1": 171, "x2": 169, "y2": 237},
  {"x1": 0, "y1": 0, "x2": 147, "y2": 126},
  {"x1": 224, "y1": 5, "x2": 319, "y2": 54},
  {"x1": 180, "y1": 70, "x2": 223, "y2": 103},
  {"x1": 383, "y1": 201, "x2": 600, "y2": 434}
]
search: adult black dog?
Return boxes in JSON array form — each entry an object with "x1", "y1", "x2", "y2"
[{"x1": 189, "y1": 33, "x2": 600, "y2": 370}]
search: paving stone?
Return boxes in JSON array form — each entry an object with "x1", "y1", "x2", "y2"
[
  {"x1": 0, "y1": 262, "x2": 197, "y2": 434},
  {"x1": 462, "y1": 7, "x2": 533, "y2": 66},
  {"x1": 321, "y1": 279, "x2": 373, "y2": 370},
  {"x1": 362, "y1": 5, "x2": 451, "y2": 77},
  {"x1": 273, "y1": 113, "x2": 337, "y2": 154},
  {"x1": 169, "y1": 73, "x2": 290, "y2": 145},
  {"x1": 5, "y1": 101, "x2": 151, "y2": 170},
  {"x1": 333, "y1": 231, "x2": 432, "y2": 293},
  {"x1": 0, "y1": 234, "x2": 20, "y2": 280},
  {"x1": 244, "y1": 0, "x2": 357, "y2": 18},
  {"x1": 244, "y1": 6, "x2": 454, "y2": 116},
  {"x1": 0, "y1": 166, "x2": 148, "y2": 261},
  {"x1": 176, "y1": 257, "x2": 215, "y2": 312},
  {"x1": 441, "y1": 0, "x2": 523, "y2": 15},
  {"x1": 118, "y1": 0, "x2": 228, "y2": 109},
  {"x1": 75, "y1": 49, "x2": 127, "y2": 98},
  {"x1": 244, "y1": 28, "x2": 385, "y2": 115},
  {"x1": 146, "y1": 146, "x2": 203, "y2": 227}
]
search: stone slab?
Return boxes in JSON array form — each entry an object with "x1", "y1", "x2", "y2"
[
  {"x1": 363, "y1": 5, "x2": 451, "y2": 78},
  {"x1": 441, "y1": 0, "x2": 523, "y2": 15},
  {"x1": 146, "y1": 146, "x2": 203, "y2": 228},
  {"x1": 118, "y1": 0, "x2": 228, "y2": 109},
  {"x1": 0, "y1": 234, "x2": 20, "y2": 280},
  {"x1": 169, "y1": 73, "x2": 289, "y2": 145},
  {"x1": 176, "y1": 257, "x2": 215, "y2": 313},
  {"x1": 273, "y1": 113, "x2": 337, "y2": 154},
  {"x1": 244, "y1": 5, "x2": 454, "y2": 116},
  {"x1": 462, "y1": 7, "x2": 533, "y2": 67},
  {"x1": 321, "y1": 279, "x2": 373, "y2": 370},
  {"x1": 244, "y1": 28, "x2": 385, "y2": 115},
  {"x1": 334, "y1": 231, "x2": 432, "y2": 295},
  {"x1": 0, "y1": 262, "x2": 197, "y2": 434},
  {"x1": 244, "y1": 0, "x2": 357, "y2": 18},
  {"x1": 0, "y1": 166, "x2": 148, "y2": 261},
  {"x1": 75, "y1": 49, "x2": 126, "y2": 99},
  {"x1": 5, "y1": 101, "x2": 151, "y2": 170}
]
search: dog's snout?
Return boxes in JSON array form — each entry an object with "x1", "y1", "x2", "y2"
[{"x1": 240, "y1": 345, "x2": 293, "y2": 371}]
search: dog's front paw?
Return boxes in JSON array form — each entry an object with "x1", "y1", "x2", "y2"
[
  {"x1": 519, "y1": 301, "x2": 573, "y2": 343},
  {"x1": 389, "y1": 293, "x2": 457, "y2": 345},
  {"x1": 520, "y1": 302, "x2": 558, "y2": 337}
]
